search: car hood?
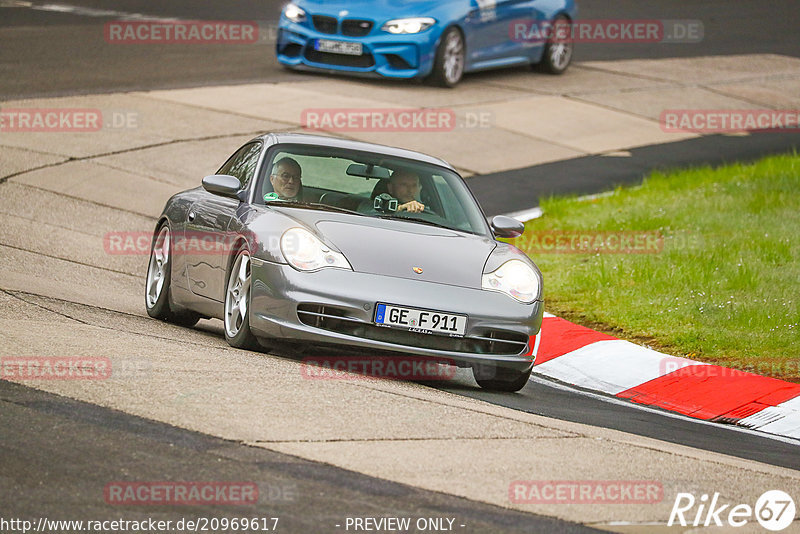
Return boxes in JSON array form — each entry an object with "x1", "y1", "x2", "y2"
[
  {"x1": 317, "y1": 218, "x2": 495, "y2": 288},
  {"x1": 295, "y1": 0, "x2": 463, "y2": 19},
  {"x1": 259, "y1": 206, "x2": 496, "y2": 287}
]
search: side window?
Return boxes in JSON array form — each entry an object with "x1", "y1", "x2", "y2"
[{"x1": 217, "y1": 142, "x2": 262, "y2": 189}]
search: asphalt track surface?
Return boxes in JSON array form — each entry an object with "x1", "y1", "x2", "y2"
[
  {"x1": 439, "y1": 376, "x2": 800, "y2": 472},
  {"x1": 473, "y1": 131, "x2": 800, "y2": 216},
  {"x1": 2, "y1": 0, "x2": 800, "y2": 99},
  {"x1": 2, "y1": 0, "x2": 800, "y2": 530},
  {"x1": 0, "y1": 379, "x2": 600, "y2": 534}
]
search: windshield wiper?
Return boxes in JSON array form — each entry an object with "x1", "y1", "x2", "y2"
[{"x1": 265, "y1": 200, "x2": 365, "y2": 216}]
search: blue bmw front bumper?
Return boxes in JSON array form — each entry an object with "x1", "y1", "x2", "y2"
[{"x1": 276, "y1": 19, "x2": 441, "y2": 79}]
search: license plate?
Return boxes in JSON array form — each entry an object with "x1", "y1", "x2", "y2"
[
  {"x1": 375, "y1": 303, "x2": 467, "y2": 337},
  {"x1": 315, "y1": 39, "x2": 363, "y2": 56}
]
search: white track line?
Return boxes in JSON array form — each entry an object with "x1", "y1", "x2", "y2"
[
  {"x1": 739, "y1": 397, "x2": 800, "y2": 439},
  {"x1": 503, "y1": 206, "x2": 543, "y2": 222},
  {"x1": 6, "y1": 1, "x2": 179, "y2": 21}
]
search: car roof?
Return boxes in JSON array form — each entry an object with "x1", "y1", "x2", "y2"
[{"x1": 255, "y1": 132, "x2": 457, "y2": 173}]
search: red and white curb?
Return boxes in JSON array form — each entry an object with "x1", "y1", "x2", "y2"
[{"x1": 531, "y1": 313, "x2": 800, "y2": 440}]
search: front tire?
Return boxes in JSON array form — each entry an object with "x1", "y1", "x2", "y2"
[
  {"x1": 473, "y1": 363, "x2": 532, "y2": 392},
  {"x1": 429, "y1": 27, "x2": 465, "y2": 88},
  {"x1": 224, "y1": 247, "x2": 260, "y2": 350},
  {"x1": 535, "y1": 15, "x2": 573, "y2": 75},
  {"x1": 145, "y1": 223, "x2": 201, "y2": 327}
]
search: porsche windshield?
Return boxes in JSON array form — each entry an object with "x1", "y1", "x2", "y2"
[{"x1": 255, "y1": 144, "x2": 490, "y2": 236}]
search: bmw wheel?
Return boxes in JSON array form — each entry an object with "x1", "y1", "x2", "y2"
[
  {"x1": 536, "y1": 15, "x2": 573, "y2": 75},
  {"x1": 430, "y1": 27, "x2": 465, "y2": 88}
]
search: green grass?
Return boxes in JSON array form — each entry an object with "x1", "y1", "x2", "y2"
[{"x1": 506, "y1": 153, "x2": 800, "y2": 381}]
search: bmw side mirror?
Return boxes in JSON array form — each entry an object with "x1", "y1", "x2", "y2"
[
  {"x1": 490, "y1": 215, "x2": 525, "y2": 238},
  {"x1": 202, "y1": 174, "x2": 243, "y2": 200}
]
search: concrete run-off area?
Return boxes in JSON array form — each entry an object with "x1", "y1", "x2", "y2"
[{"x1": 1, "y1": 54, "x2": 800, "y2": 532}]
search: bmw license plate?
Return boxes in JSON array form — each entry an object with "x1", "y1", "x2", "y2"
[
  {"x1": 375, "y1": 303, "x2": 467, "y2": 337},
  {"x1": 315, "y1": 39, "x2": 363, "y2": 56}
]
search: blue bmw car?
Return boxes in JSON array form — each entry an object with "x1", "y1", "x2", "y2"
[{"x1": 276, "y1": 0, "x2": 577, "y2": 87}]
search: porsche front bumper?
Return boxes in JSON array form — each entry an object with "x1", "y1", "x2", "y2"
[{"x1": 248, "y1": 258, "x2": 542, "y2": 374}]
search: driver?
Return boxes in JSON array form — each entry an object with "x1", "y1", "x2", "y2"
[
  {"x1": 387, "y1": 169, "x2": 425, "y2": 213},
  {"x1": 265, "y1": 157, "x2": 303, "y2": 201}
]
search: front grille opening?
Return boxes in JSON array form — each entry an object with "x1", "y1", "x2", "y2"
[
  {"x1": 304, "y1": 48, "x2": 375, "y2": 68},
  {"x1": 279, "y1": 43, "x2": 303, "y2": 57},
  {"x1": 384, "y1": 54, "x2": 413, "y2": 70},
  {"x1": 476, "y1": 330, "x2": 530, "y2": 355},
  {"x1": 296, "y1": 303, "x2": 528, "y2": 355},
  {"x1": 342, "y1": 19, "x2": 373, "y2": 37},
  {"x1": 297, "y1": 303, "x2": 351, "y2": 330},
  {"x1": 312, "y1": 15, "x2": 338, "y2": 34}
]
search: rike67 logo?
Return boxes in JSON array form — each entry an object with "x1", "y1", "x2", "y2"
[{"x1": 669, "y1": 490, "x2": 795, "y2": 531}]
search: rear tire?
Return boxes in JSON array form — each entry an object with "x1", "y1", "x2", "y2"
[
  {"x1": 535, "y1": 15, "x2": 573, "y2": 75},
  {"x1": 473, "y1": 363, "x2": 532, "y2": 392},
  {"x1": 145, "y1": 223, "x2": 201, "y2": 327},
  {"x1": 429, "y1": 27, "x2": 465, "y2": 87}
]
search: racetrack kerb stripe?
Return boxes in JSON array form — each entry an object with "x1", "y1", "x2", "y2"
[
  {"x1": 617, "y1": 365, "x2": 800, "y2": 420},
  {"x1": 534, "y1": 316, "x2": 617, "y2": 365},
  {"x1": 532, "y1": 314, "x2": 800, "y2": 440}
]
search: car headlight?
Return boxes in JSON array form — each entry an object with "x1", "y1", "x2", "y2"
[
  {"x1": 381, "y1": 17, "x2": 436, "y2": 34},
  {"x1": 283, "y1": 3, "x2": 306, "y2": 23},
  {"x1": 280, "y1": 227, "x2": 352, "y2": 272},
  {"x1": 481, "y1": 259, "x2": 540, "y2": 303}
]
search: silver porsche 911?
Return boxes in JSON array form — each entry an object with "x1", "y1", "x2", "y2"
[{"x1": 145, "y1": 133, "x2": 543, "y2": 391}]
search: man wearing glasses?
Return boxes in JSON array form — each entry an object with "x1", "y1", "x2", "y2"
[{"x1": 265, "y1": 157, "x2": 303, "y2": 201}]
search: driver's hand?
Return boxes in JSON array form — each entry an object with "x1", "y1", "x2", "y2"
[{"x1": 398, "y1": 200, "x2": 425, "y2": 213}]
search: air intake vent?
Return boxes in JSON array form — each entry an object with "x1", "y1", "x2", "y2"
[{"x1": 296, "y1": 303, "x2": 529, "y2": 355}]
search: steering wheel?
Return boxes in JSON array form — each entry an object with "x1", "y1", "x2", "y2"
[{"x1": 393, "y1": 204, "x2": 444, "y2": 222}]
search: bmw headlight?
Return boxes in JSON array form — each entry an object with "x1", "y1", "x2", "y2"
[
  {"x1": 283, "y1": 3, "x2": 306, "y2": 23},
  {"x1": 280, "y1": 228, "x2": 351, "y2": 272},
  {"x1": 482, "y1": 259, "x2": 540, "y2": 303},
  {"x1": 382, "y1": 17, "x2": 436, "y2": 34}
]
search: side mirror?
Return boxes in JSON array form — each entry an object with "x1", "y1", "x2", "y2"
[
  {"x1": 490, "y1": 215, "x2": 525, "y2": 238},
  {"x1": 202, "y1": 174, "x2": 242, "y2": 199}
]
